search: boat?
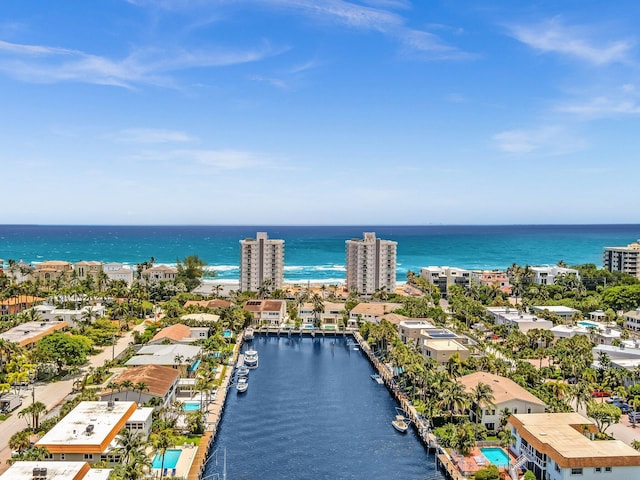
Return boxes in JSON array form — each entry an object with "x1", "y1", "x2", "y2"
[
  {"x1": 370, "y1": 374, "x2": 384, "y2": 384},
  {"x1": 244, "y1": 349, "x2": 259, "y2": 368},
  {"x1": 244, "y1": 327, "x2": 254, "y2": 341},
  {"x1": 391, "y1": 415, "x2": 409, "y2": 433},
  {"x1": 237, "y1": 365, "x2": 250, "y2": 377},
  {"x1": 236, "y1": 377, "x2": 248, "y2": 393}
]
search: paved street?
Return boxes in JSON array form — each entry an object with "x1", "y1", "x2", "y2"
[{"x1": 0, "y1": 322, "x2": 146, "y2": 472}]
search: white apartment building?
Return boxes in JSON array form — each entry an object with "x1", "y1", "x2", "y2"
[
  {"x1": 624, "y1": 308, "x2": 640, "y2": 332},
  {"x1": 239, "y1": 232, "x2": 284, "y2": 292},
  {"x1": 508, "y1": 413, "x2": 640, "y2": 480},
  {"x1": 345, "y1": 232, "x2": 397, "y2": 296},
  {"x1": 0, "y1": 462, "x2": 111, "y2": 480},
  {"x1": 603, "y1": 241, "x2": 640, "y2": 279},
  {"x1": 420, "y1": 266, "x2": 471, "y2": 298},
  {"x1": 530, "y1": 265, "x2": 580, "y2": 285}
]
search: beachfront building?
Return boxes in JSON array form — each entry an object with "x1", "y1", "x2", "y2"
[
  {"x1": 345, "y1": 232, "x2": 397, "y2": 296},
  {"x1": 603, "y1": 241, "x2": 640, "y2": 279},
  {"x1": 458, "y1": 372, "x2": 546, "y2": 431},
  {"x1": 298, "y1": 302, "x2": 346, "y2": 330},
  {"x1": 0, "y1": 462, "x2": 111, "y2": 480},
  {"x1": 470, "y1": 269, "x2": 511, "y2": 293},
  {"x1": 73, "y1": 261, "x2": 103, "y2": 281},
  {"x1": 32, "y1": 261, "x2": 73, "y2": 287},
  {"x1": 348, "y1": 302, "x2": 402, "y2": 328},
  {"x1": 149, "y1": 323, "x2": 209, "y2": 344},
  {"x1": 486, "y1": 306, "x2": 553, "y2": 333},
  {"x1": 419, "y1": 266, "x2": 471, "y2": 298},
  {"x1": 239, "y1": 232, "x2": 285, "y2": 292},
  {"x1": 507, "y1": 413, "x2": 640, "y2": 480},
  {"x1": 99, "y1": 365, "x2": 180, "y2": 408},
  {"x1": 183, "y1": 299, "x2": 232, "y2": 310},
  {"x1": 103, "y1": 262, "x2": 134, "y2": 285},
  {"x1": 125, "y1": 344, "x2": 202, "y2": 377},
  {"x1": 398, "y1": 319, "x2": 435, "y2": 344},
  {"x1": 0, "y1": 320, "x2": 68, "y2": 348},
  {"x1": 36, "y1": 401, "x2": 153, "y2": 463},
  {"x1": 243, "y1": 299, "x2": 287, "y2": 327},
  {"x1": 623, "y1": 308, "x2": 640, "y2": 333},
  {"x1": 530, "y1": 265, "x2": 580, "y2": 285},
  {"x1": 141, "y1": 264, "x2": 178, "y2": 284}
]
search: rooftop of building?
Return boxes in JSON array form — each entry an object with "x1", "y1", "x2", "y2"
[
  {"x1": 0, "y1": 320, "x2": 68, "y2": 346},
  {"x1": 458, "y1": 372, "x2": 545, "y2": 406},
  {"x1": 531, "y1": 305, "x2": 579, "y2": 314},
  {"x1": 151, "y1": 323, "x2": 192, "y2": 343},
  {"x1": 125, "y1": 344, "x2": 202, "y2": 367},
  {"x1": 509, "y1": 413, "x2": 640, "y2": 468},
  {"x1": 422, "y1": 338, "x2": 468, "y2": 351},
  {"x1": 243, "y1": 299, "x2": 286, "y2": 312},
  {"x1": 102, "y1": 365, "x2": 179, "y2": 398},
  {"x1": 349, "y1": 302, "x2": 402, "y2": 316},
  {"x1": 0, "y1": 462, "x2": 111, "y2": 480}
]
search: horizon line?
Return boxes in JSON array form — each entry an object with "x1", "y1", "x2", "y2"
[{"x1": 2, "y1": 223, "x2": 640, "y2": 228}]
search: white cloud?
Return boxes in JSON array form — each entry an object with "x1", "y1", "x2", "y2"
[
  {"x1": 0, "y1": 39, "x2": 282, "y2": 88},
  {"x1": 129, "y1": 149, "x2": 271, "y2": 170},
  {"x1": 493, "y1": 126, "x2": 587, "y2": 156},
  {"x1": 507, "y1": 17, "x2": 633, "y2": 65},
  {"x1": 558, "y1": 96, "x2": 640, "y2": 118},
  {"x1": 109, "y1": 128, "x2": 196, "y2": 143}
]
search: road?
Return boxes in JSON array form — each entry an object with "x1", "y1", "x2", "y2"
[{"x1": 0, "y1": 322, "x2": 146, "y2": 472}]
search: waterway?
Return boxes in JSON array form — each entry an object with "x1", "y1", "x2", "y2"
[{"x1": 205, "y1": 335, "x2": 445, "y2": 479}]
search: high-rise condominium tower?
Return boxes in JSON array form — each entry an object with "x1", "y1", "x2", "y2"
[
  {"x1": 239, "y1": 232, "x2": 284, "y2": 292},
  {"x1": 603, "y1": 240, "x2": 640, "y2": 279},
  {"x1": 345, "y1": 232, "x2": 397, "y2": 296}
]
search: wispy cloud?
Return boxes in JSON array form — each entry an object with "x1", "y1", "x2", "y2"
[
  {"x1": 493, "y1": 125, "x2": 587, "y2": 155},
  {"x1": 108, "y1": 128, "x2": 196, "y2": 143},
  {"x1": 0, "y1": 39, "x2": 282, "y2": 88},
  {"x1": 557, "y1": 95, "x2": 640, "y2": 118},
  {"x1": 507, "y1": 17, "x2": 634, "y2": 65},
  {"x1": 129, "y1": 148, "x2": 272, "y2": 170}
]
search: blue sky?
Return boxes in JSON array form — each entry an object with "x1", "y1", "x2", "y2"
[{"x1": 1, "y1": 1, "x2": 639, "y2": 225}]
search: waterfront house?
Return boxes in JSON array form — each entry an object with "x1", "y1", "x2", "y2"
[
  {"x1": 0, "y1": 320, "x2": 68, "y2": 348},
  {"x1": 507, "y1": 412, "x2": 640, "y2": 480},
  {"x1": 419, "y1": 266, "x2": 471, "y2": 298},
  {"x1": 0, "y1": 462, "x2": 111, "y2": 480},
  {"x1": 470, "y1": 269, "x2": 511, "y2": 293},
  {"x1": 99, "y1": 365, "x2": 179, "y2": 408},
  {"x1": 530, "y1": 265, "x2": 580, "y2": 285},
  {"x1": 103, "y1": 262, "x2": 134, "y2": 285},
  {"x1": 298, "y1": 302, "x2": 346, "y2": 329},
  {"x1": 421, "y1": 338, "x2": 469, "y2": 363},
  {"x1": 125, "y1": 344, "x2": 202, "y2": 377},
  {"x1": 180, "y1": 313, "x2": 220, "y2": 325},
  {"x1": 348, "y1": 302, "x2": 402, "y2": 328},
  {"x1": 486, "y1": 307, "x2": 553, "y2": 333},
  {"x1": 74, "y1": 261, "x2": 103, "y2": 281},
  {"x1": 398, "y1": 319, "x2": 435, "y2": 345},
  {"x1": 32, "y1": 261, "x2": 73, "y2": 286},
  {"x1": 458, "y1": 372, "x2": 546, "y2": 431},
  {"x1": 243, "y1": 299, "x2": 287, "y2": 327},
  {"x1": 36, "y1": 401, "x2": 153, "y2": 464},
  {"x1": 183, "y1": 299, "x2": 233, "y2": 310},
  {"x1": 141, "y1": 264, "x2": 178, "y2": 283}
]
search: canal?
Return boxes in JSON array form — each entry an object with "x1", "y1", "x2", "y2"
[{"x1": 204, "y1": 335, "x2": 447, "y2": 479}]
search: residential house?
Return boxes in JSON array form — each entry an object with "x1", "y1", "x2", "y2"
[
  {"x1": 36, "y1": 401, "x2": 153, "y2": 464},
  {"x1": 421, "y1": 338, "x2": 469, "y2": 363},
  {"x1": 149, "y1": 323, "x2": 209, "y2": 344},
  {"x1": 530, "y1": 265, "x2": 580, "y2": 285},
  {"x1": 508, "y1": 413, "x2": 640, "y2": 480},
  {"x1": 99, "y1": 365, "x2": 179, "y2": 408},
  {"x1": 32, "y1": 261, "x2": 73, "y2": 286},
  {"x1": 458, "y1": 372, "x2": 546, "y2": 431},
  {"x1": 0, "y1": 320, "x2": 68, "y2": 348},
  {"x1": 398, "y1": 319, "x2": 435, "y2": 345},
  {"x1": 103, "y1": 262, "x2": 134, "y2": 286},
  {"x1": 531, "y1": 305, "x2": 580, "y2": 323},
  {"x1": 74, "y1": 261, "x2": 103, "y2": 281},
  {"x1": 419, "y1": 266, "x2": 471, "y2": 298},
  {"x1": 486, "y1": 306, "x2": 553, "y2": 333},
  {"x1": 34, "y1": 304, "x2": 106, "y2": 328},
  {"x1": 623, "y1": 308, "x2": 640, "y2": 333},
  {"x1": 183, "y1": 299, "x2": 232, "y2": 310},
  {"x1": 0, "y1": 295, "x2": 43, "y2": 315},
  {"x1": 298, "y1": 302, "x2": 346, "y2": 329},
  {"x1": 471, "y1": 270, "x2": 511, "y2": 293},
  {"x1": 125, "y1": 344, "x2": 202, "y2": 377},
  {"x1": 141, "y1": 265, "x2": 177, "y2": 283},
  {"x1": 243, "y1": 299, "x2": 287, "y2": 327},
  {"x1": 348, "y1": 302, "x2": 402, "y2": 328},
  {"x1": 0, "y1": 462, "x2": 111, "y2": 480}
]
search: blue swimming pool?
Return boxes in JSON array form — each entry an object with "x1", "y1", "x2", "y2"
[
  {"x1": 578, "y1": 321, "x2": 599, "y2": 328},
  {"x1": 223, "y1": 330, "x2": 232, "y2": 338},
  {"x1": 481, "y1": 447, "x2": 509, "y2": 467},
  {"x1": 183, "y1": 401, "x2": 200, "y2": 411},
  {"x1": 152, "y1": 449, "x2": 182, "y2": 469}
]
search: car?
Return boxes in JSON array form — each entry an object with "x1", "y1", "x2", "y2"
[
  {"x1": 612, "y1": 401, "x2": 630, "y2": 413},
  {"x1": 591, "y1": 389, "x2": 610, "y2": 398},
  {"x1": 606, "y1": 395, "x2": 625, "y2": 404}
]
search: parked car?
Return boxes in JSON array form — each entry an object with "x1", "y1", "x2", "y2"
[
  {"x1": 612, "y1": 401, "x2": 630, "y2": 413},
  {"x1": 628, "y1": 411, "x2": 640, "y2": 423},
  {"x1": 606, "y1": 395, "x2": 626, "y2": 404},
  {"x1": 591, "y1": 389, "x2": 610, "y2": 398}
]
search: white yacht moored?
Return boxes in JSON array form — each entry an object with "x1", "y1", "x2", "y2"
[
  {"x1": 236, "y1": 377, "x2": 248, "y2": 393},
  {"x1": 244, "y1": 327, "x2": 255, "y2": 341},
  {"x1": 244, "y1": 349, "x2": 259, "y2": 368},
  {"x1": 391, "y1": 415, "x2": 409, "y2": 433}
]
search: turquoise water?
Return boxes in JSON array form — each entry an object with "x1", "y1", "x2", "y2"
[
  {"x1": 578, "y1": 321, "x2": 599, "y2": 328},
  {"x1": 183, "y1": 402, "x2": 200, "y2": 412},
  {"x1": 223, "y1": 330, "x2": 232, "y2": 338},
  {"x1": 481, "y1": 447, "x2": 509, "y2": 467},
  {"x1": 152, "y1": 449, "x2": 181, "y2": 469},
  {"x1": 1, "y1": 224, "x2": 639, "y2": 283}
]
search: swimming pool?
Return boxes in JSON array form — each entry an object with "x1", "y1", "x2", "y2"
[
  {"x1": 480, "y1": 447, "x2": 509, "y2": 467},
  {"x1": 223, "y1": 330, "x2": 232, "y2": 338},
  {"x1": 578, "y1": 321, "x2": 599, "y2": 328},
  {"x1": 152, "y1": 449, "x2": 182, "y2": 469},
  {"x1": 183, "y1": 401, "x2": 200, "y2": 412}
]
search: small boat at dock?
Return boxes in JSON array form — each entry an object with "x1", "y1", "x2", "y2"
[
  {"x1": 236, "y1": 377, "x2": 248, "y2": 393},
  {"x1": 237, "y1": 365, "x2": 250, "y2": 377},
  {"x1": 392, "y1": 415, "x2": 409, "y2": 433},
  {"x1": 244, "y1": 327, "x2": 254, "y2": 341},
  {"x1": 244, "y1": 349, "x2": 259, "y2": 368},
  {"x1": 370, "y1": 374, "x2": 384, "y2": 384}
]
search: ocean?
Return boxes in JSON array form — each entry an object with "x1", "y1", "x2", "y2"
[{"x1": 0, "y1": 224, "x2": 638, "y2": 284}]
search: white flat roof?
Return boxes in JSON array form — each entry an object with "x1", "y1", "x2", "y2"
[
  {"x1": 126, "y1": 407, "x2": 153, "y2": 423},
  {"x1": 532, "y1": 305, "x2": 579, "y2": 314},
  {"x1": 0, "y1": 462, "x2": 111, "y2": 480},
  {"x1": 37, "y1": 401, "x2": 136, "y2": 451}
]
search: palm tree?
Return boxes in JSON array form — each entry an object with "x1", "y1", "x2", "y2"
[
  {"x1": 310, "y1": 293, "x2": 324, "y2": 329},
  {"x1": 18, "y1": 401, "x2": 47, "y2": 431},
  {"x1": 114, "y1": 427, "x2": 147, "y2": 466},
  {"x1": 470, "y1": 382, "x2": 496, "y2": 424},
  {"x1": 8, "y1": 430, "x2": 31, "y2": 453},
  {"x1": 151, "y1": 428, "x2": 175, "y2": 479},
  {"x1": 134, "y1": 382, "x2": 149, "y2": 405},
  {"x1": 119, "y1": 380, "x2": 134, "y2": 401}
]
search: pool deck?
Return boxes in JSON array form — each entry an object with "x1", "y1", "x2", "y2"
[{"x1": 152, "y1": 445, "x2": 199, "y2": 478}]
